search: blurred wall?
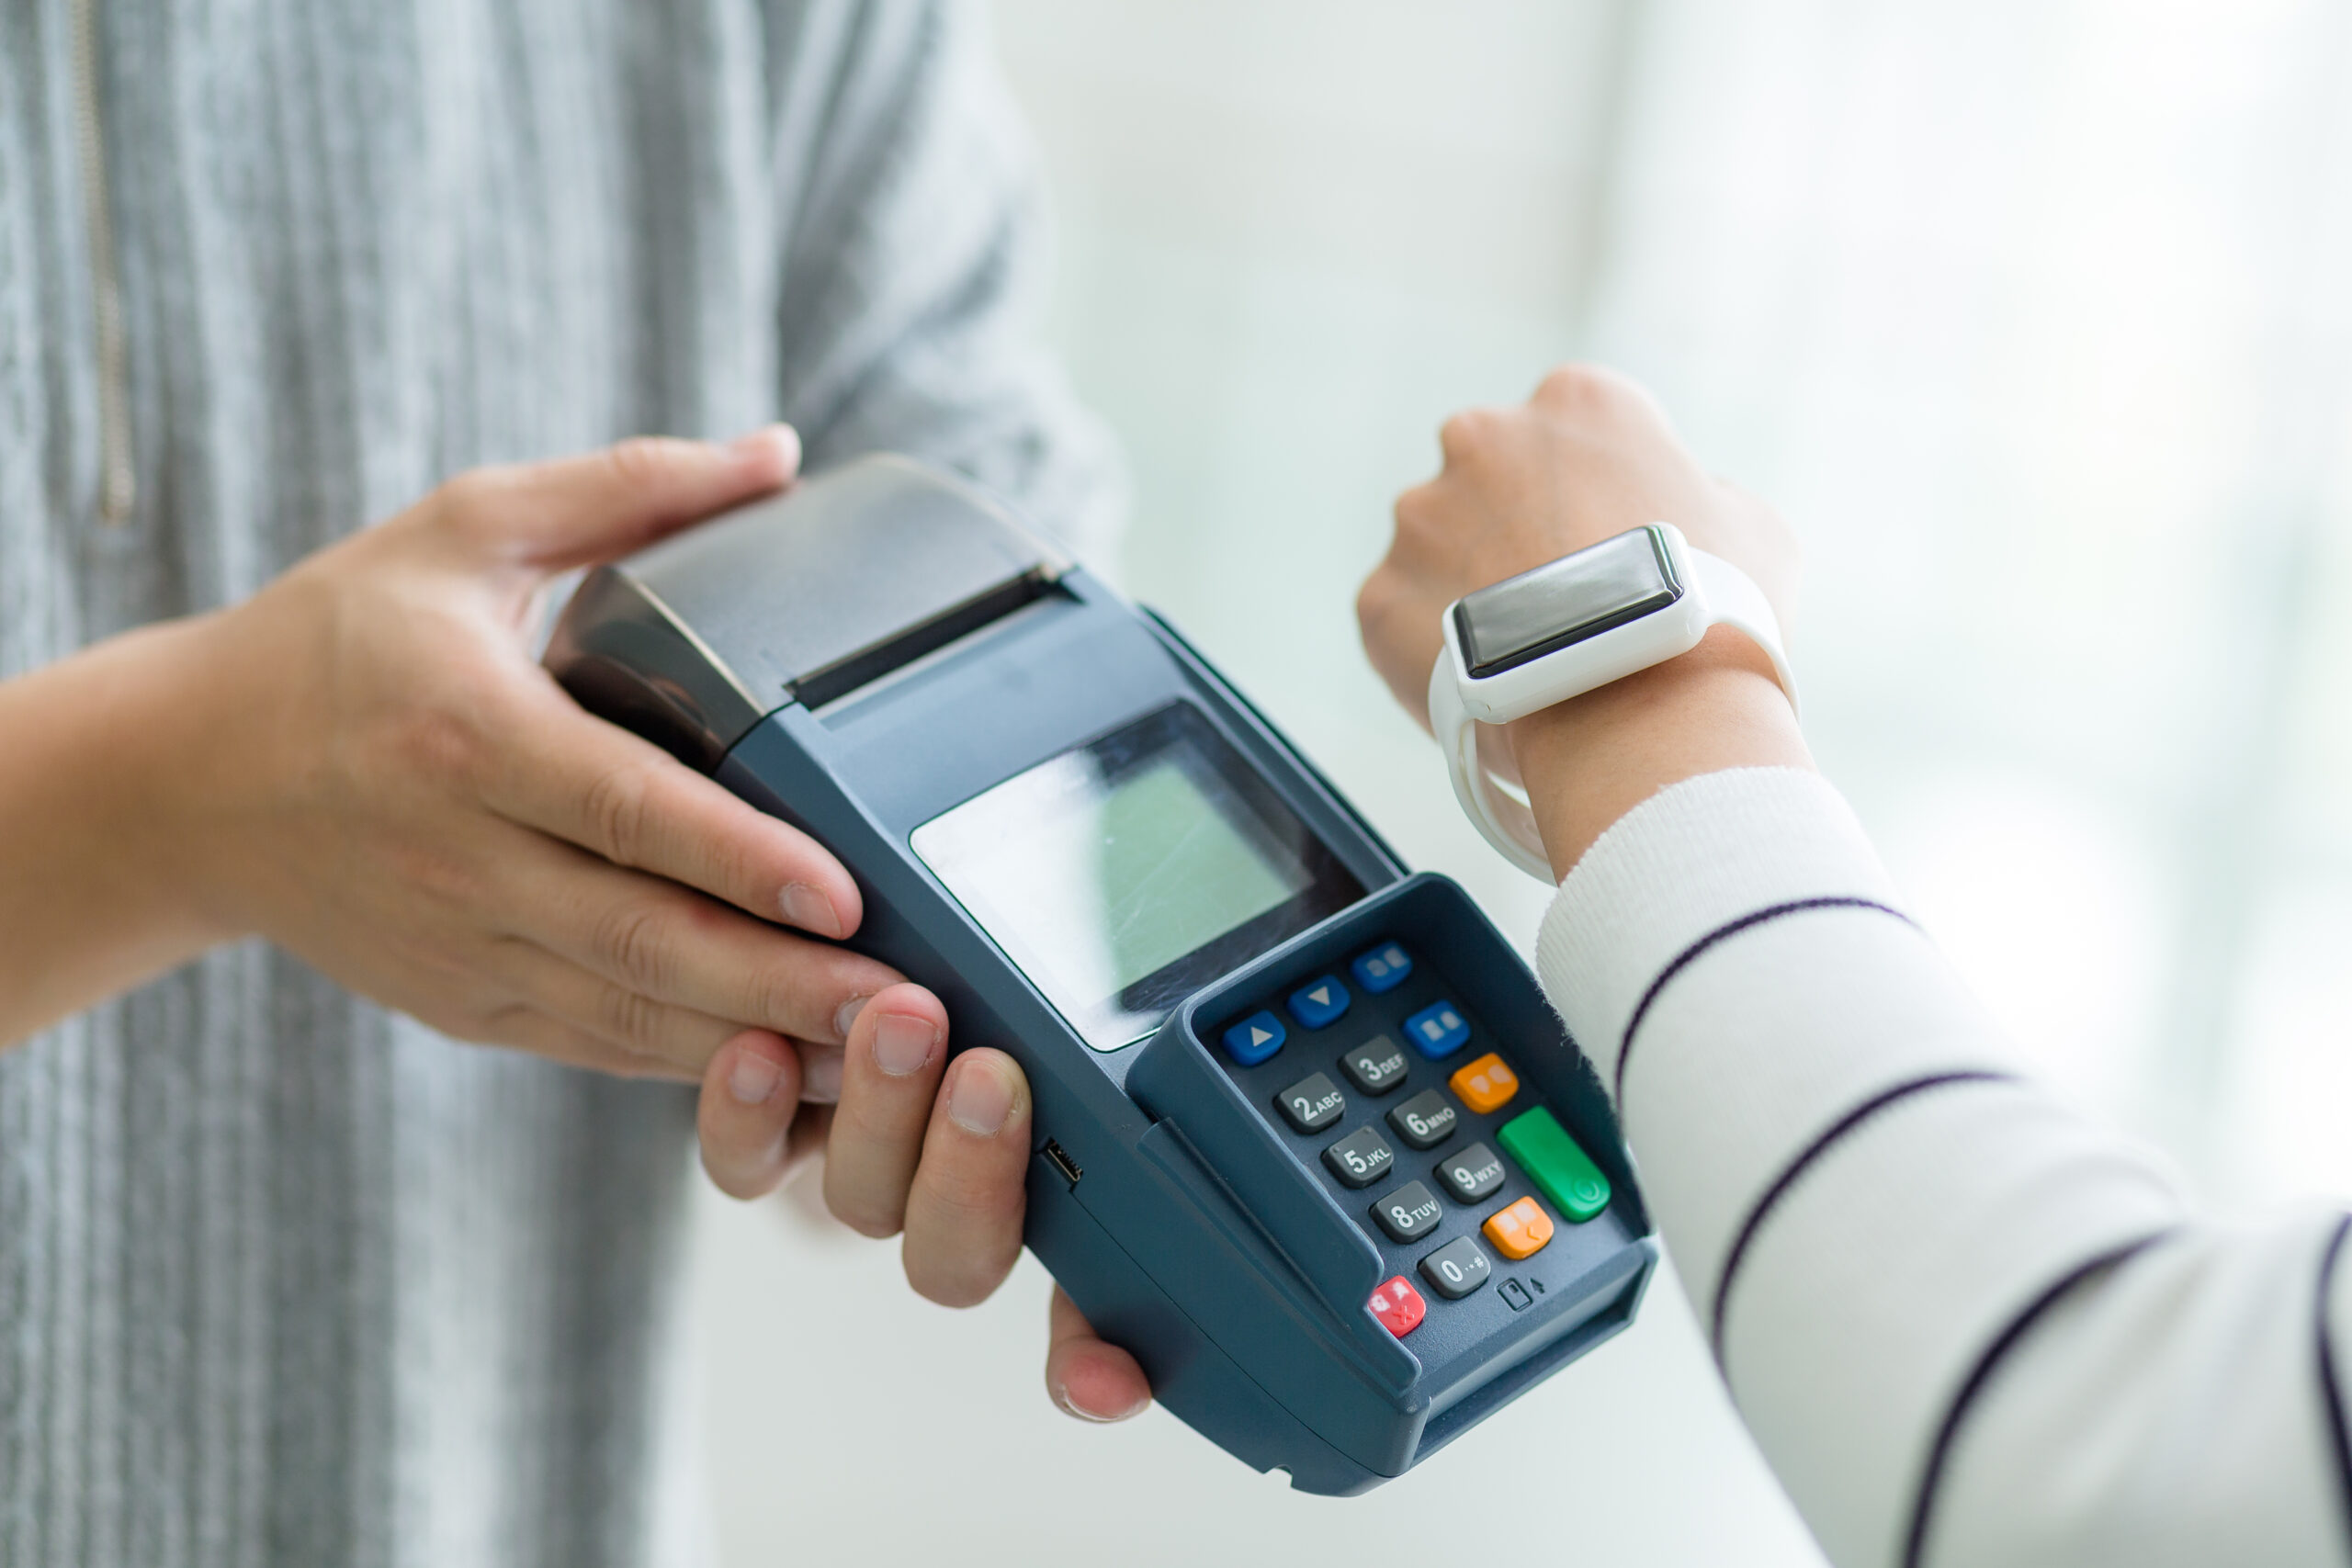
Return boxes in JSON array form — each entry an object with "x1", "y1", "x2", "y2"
[
  {"x1": 690, "y1": 3, "x2": 2352, "y2": 1563},
  {"x1": 1577, "y1": 0, "x2": 2352, "y2": 1193}
]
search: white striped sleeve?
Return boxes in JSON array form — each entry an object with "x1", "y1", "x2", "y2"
[{"x1": 1532, "y1": 766, "x2": 2352, "y2": 1568}]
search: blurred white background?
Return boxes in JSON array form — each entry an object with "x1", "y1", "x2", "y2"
[{"x1": 687, "y1": 3, "x2": 2352, "y2": 1563}]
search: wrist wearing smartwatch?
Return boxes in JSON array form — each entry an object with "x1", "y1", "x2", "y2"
[{"x1": 1426, "y1": 523, "x2": 1798, "y2": 879}]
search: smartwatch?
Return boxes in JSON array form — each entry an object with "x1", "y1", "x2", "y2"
[{"x1": 1426, "y1": 523, "x2": 1798, "y2": 879}]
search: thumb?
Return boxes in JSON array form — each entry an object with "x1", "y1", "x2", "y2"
[
  {"x1": 428, "y1": 425, "x2": 802, "y2": 574},
  {"x1": 1045, "y1": 1285, "x2": 1151, "y2": 1422}
]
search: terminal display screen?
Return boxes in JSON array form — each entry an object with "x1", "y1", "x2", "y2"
[{"x1": 912, "y1": 704, "x2": 1363, "y2": 1050}]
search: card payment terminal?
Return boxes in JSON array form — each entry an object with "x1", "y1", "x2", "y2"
[{"x1": 545, "y1": 456, "x2": 1657, "y2": 1494}]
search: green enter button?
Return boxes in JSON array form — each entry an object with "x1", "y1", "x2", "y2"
[{"x1": 1496, "y1": 1108, "x2": 1611, "y2": 1223}]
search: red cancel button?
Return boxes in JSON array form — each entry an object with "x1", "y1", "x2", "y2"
[{"x1": 1368, "y1": 1275, "x2": 1426, "y2": 1337}]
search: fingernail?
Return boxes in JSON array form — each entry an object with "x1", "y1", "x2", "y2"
[
  {"x1": 834, "y1": 995, "x2": 872, "y2": 1042},
  {"x1": 1053, "y1": 1382, "x2": 1144, "y2": 1425},
  {"x1": 798, "y1": 1044, "x2": 842, "y2": 1104},
  {"x1": 731, "y1": 423, "x2": 801, "y2": 471},
  {"x1": 947, "y1": 1058, "x2": 1016, "y2": 1135},
  {"x1": 872, "y1": 1013, "x2": 938, "y2": 1077},
  {"x1": 781, "y1": 883, "x2": 843, "y2": 939},
  {"x1": 728, "y1": 1046, "x2": 785, "y2": 1107}
]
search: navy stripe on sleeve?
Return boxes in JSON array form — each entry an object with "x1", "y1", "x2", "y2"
[
  {"x1": 1900, "y1": 1231, "x2": 2177, "y2": 1568},
  {"x1": 1614, "y1": 897, "x2": 1917, "y2": 1105},
  {"x1": 2314, "y1": 1213, "x2": 2352, "y2": 1555},
  {"x1": 1709, "y1": 1069, "x2": 2019, "y2": 1365}
]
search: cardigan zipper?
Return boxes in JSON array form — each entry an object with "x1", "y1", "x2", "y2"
[{"x1": 70, "y1": 0, "x2": 134, "y2": 526}]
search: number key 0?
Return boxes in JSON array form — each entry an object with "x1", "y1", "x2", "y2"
[{"x1": 1419, "y1": 1235, "x2": 1492, "y2": 1300}]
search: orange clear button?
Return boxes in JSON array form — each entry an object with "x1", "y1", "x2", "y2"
[
  {"x1": 1449, "y1": 1052, "x2": 1520, "y2": 1115},
  {"x1": 1482, "y1": 1196, "x2": 1555, "y2": 1260}
]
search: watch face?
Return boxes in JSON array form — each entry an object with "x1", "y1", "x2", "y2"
[{"x1": 1453, "y1": 525, "x2": 1683, "y2": 678}]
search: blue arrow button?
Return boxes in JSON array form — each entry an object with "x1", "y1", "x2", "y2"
[
  {"x1": 1403, "y1": 999, "x2": 1471, "y2": 1059},
  {"x1": 1221, "y1": 1010, "x2": 1286, "y2": 1066},
  {"x1": 1351, "y1": 941, "x2": 1413, "y2": 995},
  {"x1": 1287, "y1": 976, "x2": 1351, "y2": 1030}
]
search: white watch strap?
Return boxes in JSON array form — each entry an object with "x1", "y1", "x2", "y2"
[
  {"x1": 1429, "y1": 657, "x2": 1555, "y2": 879},
  {"x1": 1687, "y1": 549, "x2": 1800, "y2": 718},
  {"x1": 1432, "y1": 537, "x2": 1798, "y2": 883}
]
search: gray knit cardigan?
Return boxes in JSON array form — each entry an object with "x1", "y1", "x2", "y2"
[{"x1": 0, "y1": 3, "x2": 1114, "y2": 1562}]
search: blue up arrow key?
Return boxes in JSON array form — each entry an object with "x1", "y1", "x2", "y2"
[{"x1": 1221, "y1": 1010, "x2": 1286, "y2": 1066}]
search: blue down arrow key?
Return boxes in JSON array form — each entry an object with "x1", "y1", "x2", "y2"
[{"x1": 1287, "y1": 976, "x2": 1351, "y2": 1030}]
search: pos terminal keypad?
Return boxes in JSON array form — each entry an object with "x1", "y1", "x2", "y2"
[{"x1": 1222, "y1": 938, "x2": 1614, "y2": 1337}]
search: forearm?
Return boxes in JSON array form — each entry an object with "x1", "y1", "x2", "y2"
[
  {"x1": 1357, "y1": 357, "x2": 2349, "y2": 1561},
  {"x1": 1526, "y1": 731, "x2": 2345, "y2": 1566},
  {"x1": 1510, "y1": 624, "x2": 1815, "y2": 878},
  {"x1": 0, "y1": 617, "x2": 238, "y2": 1046}
]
